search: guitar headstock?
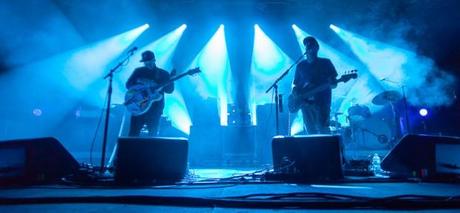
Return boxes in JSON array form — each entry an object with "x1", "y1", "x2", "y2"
[
  {"x1": 338, "y1": 70, "x2": 358, "y2": 83},
  {"x1": 187, "y1": 67, "x2": 201, "y2": 76}
]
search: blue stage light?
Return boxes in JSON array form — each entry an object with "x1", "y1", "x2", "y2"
[
  {"x1": 250, "y1": 24, "x2": 294, "y2": 125},
  {"x1": 330, "y1": 24, "x2": 455, "y2": 107},
  {"x1": 188, "y1": 25, "x2": 232, "y2": 126},
  {"x1": 419, "y1": 108, "x2": 428, "y2": 117},
  {"x1": 164, "y1": 92, "x2": 193, "y2": 135},
  {"x1": 64, "y1": 23, "x2": 149, "y2": 94},
  {"x1": 329, "y1": 24, "x2": 341, "y2": 33},
  {"x1": 290, "y1": 111, "x2": 304, "y2": 135},
  {"x1": 123, "y1": 23, "x2": 187, "y2": 74},
  {"x1": 1, "y1": 23, "x2": 149, "y2": 132}
]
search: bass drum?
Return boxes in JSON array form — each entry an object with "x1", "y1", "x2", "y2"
[{"x1": 350, "y1": 117, "x2": 392, "y2": 150}]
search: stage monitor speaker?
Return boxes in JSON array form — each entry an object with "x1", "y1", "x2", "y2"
[
  {"x1": 271, "y1": 135, "x2": 343, "y2": 181},
  {"x1": 115, "y1": 137, "x2": 188, "y2": 183},
  {"x1": 381, "y1": 134, "x2": 460, "y2": 178},
  {"x1": 0, "y1": 137, "x2": 79, "y2": 185}
]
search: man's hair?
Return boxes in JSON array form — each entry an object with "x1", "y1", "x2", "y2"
[{"x1": 303, "y1": 36, "x2": 319, "y2": 51}]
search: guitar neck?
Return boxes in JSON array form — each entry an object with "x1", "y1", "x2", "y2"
[
  {"x1": 169, "y1": 71, "x2": 190, "y2": 83},
  {"x1": 299, "y1": 79, "x2": 344, "y2": 99},
  {"x1": 296, "y1": 70, "x2": 357, "y2": 99},
  {"x1": 152, "y1": 71, "x2": 191, "y2": 90}
]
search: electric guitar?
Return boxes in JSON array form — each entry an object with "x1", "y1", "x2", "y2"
[
  {"x1": 288, "y1": 70, "x2": 358, "y2": 113},
  {"x1": 124, "y1": 67, "x2": 201, "y2": 116}
]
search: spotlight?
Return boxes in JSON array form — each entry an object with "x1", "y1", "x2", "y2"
[
  {"x1": 32, "y1": 108, "x2": 42, "y2": 117},
  {"x1": 251, "y1": 23, "x2": 294, "y2": 124},
  {"x1": 291, "y1": 24, "x2": 297, "y2": 29},
  {"x1": 329, "y1": 24, "x2": 341, "y2": 33},
  {"x1": 188, "y1": 24, "x2": 230, "y2": 125},
  {"x1": 419, "y1": 108, "x2": 428, "y2": 117}
]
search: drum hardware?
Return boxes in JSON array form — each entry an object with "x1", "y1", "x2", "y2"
[
  {"x1": 347, "y1": 104, "x2": 371, "y2": 122},
  {"x1": 346, "y1": 116, "x2": 392, "y2": 150},
  {"x1": 358, "y1": 127, "x2": 389, "y2": 145},
  {"x1": 372, "y1": 90, "x2": 403, "y2": 141},
  {"x1": 342, "y1": 90, "x2": 405, "y2": 151},
  {"x1": 329, "y1": 112, "x2": 346, "y2": 134},
  {"x1": 377, "y1": 79, "x2": 411, "y2": 134},
  {"x1": 330, "y1": 112, "x2": 344, "y2": 127},
  {"x1": 372, "y1": 90, "x2": 402, "y2": 105}
]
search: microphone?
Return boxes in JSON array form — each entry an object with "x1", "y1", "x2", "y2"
[{"x1": 127, "y1": 46, "x2": 138, "y2": 54}]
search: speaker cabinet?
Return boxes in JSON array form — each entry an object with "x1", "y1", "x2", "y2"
[
  {"x1": 115, "y1": 137, "x2": 188, "y2": 183},
  {"x1": 0, "y1": 137, "x2": 79, "y2": 185},
  {"x1": 272, "y1": 135, "x2": 343, "y2": 181},
  {"x1": 381, "y1": 134, "x2": 460, "y2": 178}
]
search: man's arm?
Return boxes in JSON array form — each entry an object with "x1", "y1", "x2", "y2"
[
  {"x1": 163, "y1": 70, "x2": 175, "y2": 94},
  {"x1": 326, "y1": 59, "x2": 339, "y2": 89},
  {"x1": 292, "y1": 64, "x2": 302, "y2": 94},
  {"x1": 126, "y1": 69, "x2": 139, "y2": 89}
]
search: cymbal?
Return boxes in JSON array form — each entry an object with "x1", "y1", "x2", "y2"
[{"x1": 372, "y1": 90, "x2": 402, "y2": 105}]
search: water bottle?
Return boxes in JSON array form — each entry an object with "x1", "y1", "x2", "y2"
[
  {"x1": 140, "y1": 124, "x2": 149, "y2": 136},
  {"x1": 370, "y1": 153, "x2": 382, "y2": 176}
]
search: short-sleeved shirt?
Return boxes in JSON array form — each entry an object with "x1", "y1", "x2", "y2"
[
  {"x1": 126, "y1": 66, "x2": 174, "y2": 113},
  {"x1": 293, "y1": 58, "x2": 338, "y2": 105}
]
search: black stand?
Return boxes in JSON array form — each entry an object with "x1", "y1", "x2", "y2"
[
  {"x1": 382, "y1": 79, "x2": 411, "y2": 135},
  {"x1": 401, "y1": 85, "x2": 411, "y2": 134},
  {"x1": 265, "y1": 53, "x2": 305, "y2": 135},
  {"x1": 100, "y1": 50, "x2": 136, "y2": 173}
]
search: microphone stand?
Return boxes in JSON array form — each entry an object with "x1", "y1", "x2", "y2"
[
  {"x1": 100, "y1": 50, "x2": 136, "y2": 174},
  {"x1": 265, "y1": 53, "x2": 305, "y2": 135}
]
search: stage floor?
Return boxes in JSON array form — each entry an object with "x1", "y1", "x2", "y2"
[{"x1": 1, "y1": 168, "x2": 460, "y2": 212}]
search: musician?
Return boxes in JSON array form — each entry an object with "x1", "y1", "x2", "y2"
[
  {"x1": 292, "y1": 36, "x2": 338, "y2": 134},
  {"x1": 126, "y1": 50, "x2": 174, "y2": 136}
]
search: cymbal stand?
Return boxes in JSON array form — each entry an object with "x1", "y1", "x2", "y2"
[{"x1": 382, "y1": 79, "x2": 411, "y2": 135}]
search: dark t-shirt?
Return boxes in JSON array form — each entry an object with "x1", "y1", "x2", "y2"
[
  {"x1": 293, "y1": 57, "x2": 338, "y2": 105},
  {"x1": 126, "y1": 66, "x2": 174, "y2": 113}
]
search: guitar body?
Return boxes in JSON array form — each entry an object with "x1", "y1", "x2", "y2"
[
  {"x1": 288, "y1": 93, "x2": 302, "y2": 113},
  {"x1": 123, "y1": 67, "x2": 201, "y2": 116},
  {"x1": 288, "y1": 70, "x2": 358, "y2": 113},
  {"x1": 288, "y1": 87, "x2": 316, "y2": 113},
  {"x1": 124, "y1": 83, "x2": 164, "y2": 116}
]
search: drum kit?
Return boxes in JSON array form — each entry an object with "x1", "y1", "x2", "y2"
[{"x1": 331, "y1": 90, "x2": 402, "y2": 150}]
